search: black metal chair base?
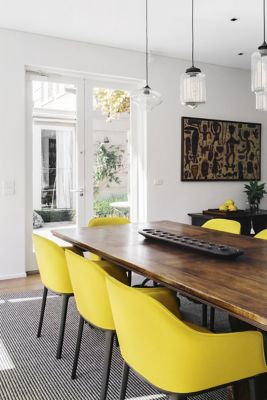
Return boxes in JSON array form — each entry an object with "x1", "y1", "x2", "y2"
[
  {"x1": 72, "y1": 316, "x2": 115, "y2": 400},
  {"x1": 168, "y1": 394, "x2": 187, "y2": 400},
  {"x1": 100, "y1": 331, "x2": 115, "y2": 400},
  {"x1": 119, "y1": 361, "x2": 130, "y2": 400},
  {"x1": 37, "y1": 286, "x2": 48, "y2": 338},
  {"x1": 37, "y1": 286, "x2": 71, "y2": 360},
  {"x1": 202, "y1": 304, "x2": 215, "y2": 331},
  {"x1": 56, "y1": 294, "x2": 71, "y2": 359},
  {"x1": 71, "y1": 316, "x2": 84, "y2": 379}
]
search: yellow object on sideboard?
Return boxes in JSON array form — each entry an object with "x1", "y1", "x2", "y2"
[{"x1": 219, "y1": 199, "x2": 238, "y2": 212}]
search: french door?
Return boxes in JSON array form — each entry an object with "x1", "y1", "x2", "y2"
[{"x1": 26, "y1": 72, "x2": 141, "y2": 271}]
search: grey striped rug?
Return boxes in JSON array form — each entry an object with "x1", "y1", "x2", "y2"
[{"x1": 0, "y1": 289, "x2": 230, "y2": 400}]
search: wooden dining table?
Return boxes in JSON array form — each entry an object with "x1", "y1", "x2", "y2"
[{"x1": 52, "y1": 220, "x2": 267, "y2": 399}]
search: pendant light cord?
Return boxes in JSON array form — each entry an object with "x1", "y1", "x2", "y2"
[
  {"x1": 145, "y1": 0, "x2": 149, "y2": 86},
  {"x1": 264, "y1": 0, "x2": 266, "y2": 43},
  {"x1": 192, "y1": 0, "x2": 195, "y2": 67}
]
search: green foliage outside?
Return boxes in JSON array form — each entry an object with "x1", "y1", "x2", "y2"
[
  {"x1": 93, "y1": 195, "x2": 129, "y2": 217},
  {"x1": 93, "y1": 143, "x2": 125, "y2": 194},
  {"x1": 94, "y1": 88, "x2": 130, "y2": 122}
]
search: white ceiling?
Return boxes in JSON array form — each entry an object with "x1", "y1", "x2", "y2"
[{"x1": 0, "y1": 0, "x2": 263, "y2": 69}]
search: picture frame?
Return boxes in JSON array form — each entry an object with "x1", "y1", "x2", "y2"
[{"x1": 181, "y1": 116, "x2": 261, "y2": 181}]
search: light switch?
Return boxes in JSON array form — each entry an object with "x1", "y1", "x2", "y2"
[
  {"x1": 2, "y1": 181, "x2": 15, "y2": 196},
  {"x1": 153, "y1": 179, "x2": 164, "y2": 186}
]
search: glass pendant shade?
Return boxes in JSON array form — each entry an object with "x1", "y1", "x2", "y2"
[
  {"x1": 251, "y1": 49, "x2": 267, "y2": 92},
  {"x1": 130, "y1": 0, "x2": 162, "y2": 112},
  {"x1": 255, "y1": 91, "x2": 267, "y2": 110},
  {"x1": 180, "y1": 69, "x2": 206, "y2": 109},
  {"x1": 180, "y1": 0, "x2": 206, "y2": 108},
  {"x1": 131, "y1": 85, "x2": 162, "y2": 111}
]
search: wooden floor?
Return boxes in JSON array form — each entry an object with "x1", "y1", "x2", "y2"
[{"x1": 0, "y1": 273, "x2": 43, "y2": 294}]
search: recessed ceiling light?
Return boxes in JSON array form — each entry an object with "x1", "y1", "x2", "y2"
[
  {"x1": 230, "y1": 18, "x2": 238, "y2": 21},
  {"x1": 238, "y1": 52, "x2": 244, "y2": 56}
]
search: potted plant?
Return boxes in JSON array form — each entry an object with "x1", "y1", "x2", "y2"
[{"x1": 244, "y1": 181, "x2": 267, "y2": 212}]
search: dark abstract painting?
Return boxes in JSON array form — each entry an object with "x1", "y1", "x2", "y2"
[{"x1": 181, "y1": 117, "x2": 261, "y2": 181}]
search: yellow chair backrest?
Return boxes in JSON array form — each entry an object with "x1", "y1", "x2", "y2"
[
  {"x1": 88, "y1": 216, "x2": 130, "y2": 227},
  {"x1": 106, "y1": 276, "x2": 266, "y2": 394},
  {"x1": 254, "y1": 229, "x2": 267, "y2": 240},
  {"x1": 32, "y1": 234, "x2": 73, "y2": 294},
  {"x1": 65, "y1": 250, "x2": 127, "y2": 330},
  {"x1": 202, "y1": 218, "x2": 241, "y2": 234}
]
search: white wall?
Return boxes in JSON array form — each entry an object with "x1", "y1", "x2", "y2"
[
  {"x1": 0, "y1": 28, "x2": 266, "y2": 279},
  {"x1": 147, "y1": 56, "x2": 267, "y2": 222}
]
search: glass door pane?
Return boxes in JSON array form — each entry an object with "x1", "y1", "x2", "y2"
[
  {"x1": 92, "y1": 87, "x2": 131, "y2": 218},
  {"x1": 31, "y1": 79, "x2": 82, "y2": 239}
]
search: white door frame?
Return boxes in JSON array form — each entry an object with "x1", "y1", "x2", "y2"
[
  {"x1": 25, "y1": 72, "x2": 86, "y2": 271},
  {"x1": 25, "y1": 69, "x2": 146, "y2": 272}
]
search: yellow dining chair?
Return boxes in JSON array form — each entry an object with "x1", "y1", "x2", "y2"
[
  {"x1": 106, "y1": 276, "x2": 267, "y2": 400},
  {"x1": 32, "y1": 234, "x2": 73, "y2": 359},
  {"x1": 255, "y1": 229, "x2": 267, "y2": 240},
  {"x1": 88, "y1": 216, "x2": 130, "y2": 228},
  {"x1": 201, "y1": 218, "x2": 241, "y2": 330},
  {"x1": 65, "y1": 249, "x2": 182, "y2": 400},
  {"x1": 202, "y1": 218, "x2": 241, "y2": 234},
  {"x1": 87, "y1": 216, "x2": 130, "y2": 261}
]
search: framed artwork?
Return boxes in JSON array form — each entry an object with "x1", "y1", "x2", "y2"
[{"x1": 181, "y1": 117, "x2": 261, "y2": 181}]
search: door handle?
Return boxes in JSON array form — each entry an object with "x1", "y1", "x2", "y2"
[{"x1": 70, "y1": 188, "x2": 84, "y2": 197}]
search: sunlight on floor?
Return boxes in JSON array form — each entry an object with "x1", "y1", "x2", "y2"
[
  {"x1": 8, "y1": 295, "x2": 58, "y2": 303},
  {"x1": 0, "y1": 339, "x2": 15, "y2": 371}
]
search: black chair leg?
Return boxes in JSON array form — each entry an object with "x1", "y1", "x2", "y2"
[
  {"x1": 119, "y1": 361, "x2": 130, "y2": 400},
  {"x1": 71, "y1": 316, "x2": 85, "y2": 379},
  {"x1": 56, "y1": 294, "x2": 70, "y2": 359},
  {"x1": 210, "y1": 307, "x2": 215, "y2": 331},
  {"x1": 140, "y1": 278, "x2": 150, "y2": 287},
  {"x1": 202, "y1": 304, "x2": 208, "y2": 327},
  {"x1": 127, "y1": 271, "x2": 132, "y2": 285},
  {"x1": 37, "y1": 286, "x2": 48, "y2": 338},
  {"x1": 249, "y1": 378, "x2": 257, "y2": 400},
  {"x1": 169, "y1": 394, "x2": 187, "y2": 400},
  {"x1": 100, "y1": 331, "x2": 115, "y2": 400}
]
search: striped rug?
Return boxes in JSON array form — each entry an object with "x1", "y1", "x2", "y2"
[{"x1": 0, "y1": 289, "x2": 229, "y2": 400}]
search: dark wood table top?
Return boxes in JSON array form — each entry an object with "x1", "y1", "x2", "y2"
[{"x1": 52, "y1": 221, "x2": 267, "y2": 331}]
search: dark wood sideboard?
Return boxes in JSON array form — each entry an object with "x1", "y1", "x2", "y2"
[{"x1": 188, "y1": 210, "x2": 267, "y2": 236}]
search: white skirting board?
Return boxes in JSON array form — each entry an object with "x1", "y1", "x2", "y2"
[{"x1": 0, "y1": 272, "x2": 27, "y2": 281}]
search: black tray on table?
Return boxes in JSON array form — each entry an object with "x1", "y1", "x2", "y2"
[{"x1": 138, "y1": 228, "x2": 244, "y2": 259}]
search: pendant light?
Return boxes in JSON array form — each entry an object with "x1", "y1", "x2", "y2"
[
  {"x1": 131, "y1": 0, "x2": 162, "y2": 111},
  {"x1": 251, "y1": 0, "x2": 267, "y2": 93},
  {"x1": 180, "y1": 0, "x2": 206, "y2": 109},
  {"x1": 256, "y1": 91, "x2": 267, "y2": 110}
]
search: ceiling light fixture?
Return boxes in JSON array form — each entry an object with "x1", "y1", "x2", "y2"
[
  {"x1": 251, "y1": 0, "x2": 267, "y2": 94},
  {"x1": 238, "y1": 52, "x2": 244, "y2": 56},
  {"x1": 131, "y1": 0, "x2": 162, "y2": 111},
  {"x1": 180, "y1": 0, "x2": 206, "y2": 109},
  {"x1": 256, "y1": 91, "x2": 267, "y2": 111},
  {"x1": 230, "y1": 18, "x2": 238, "y2": 22}
]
